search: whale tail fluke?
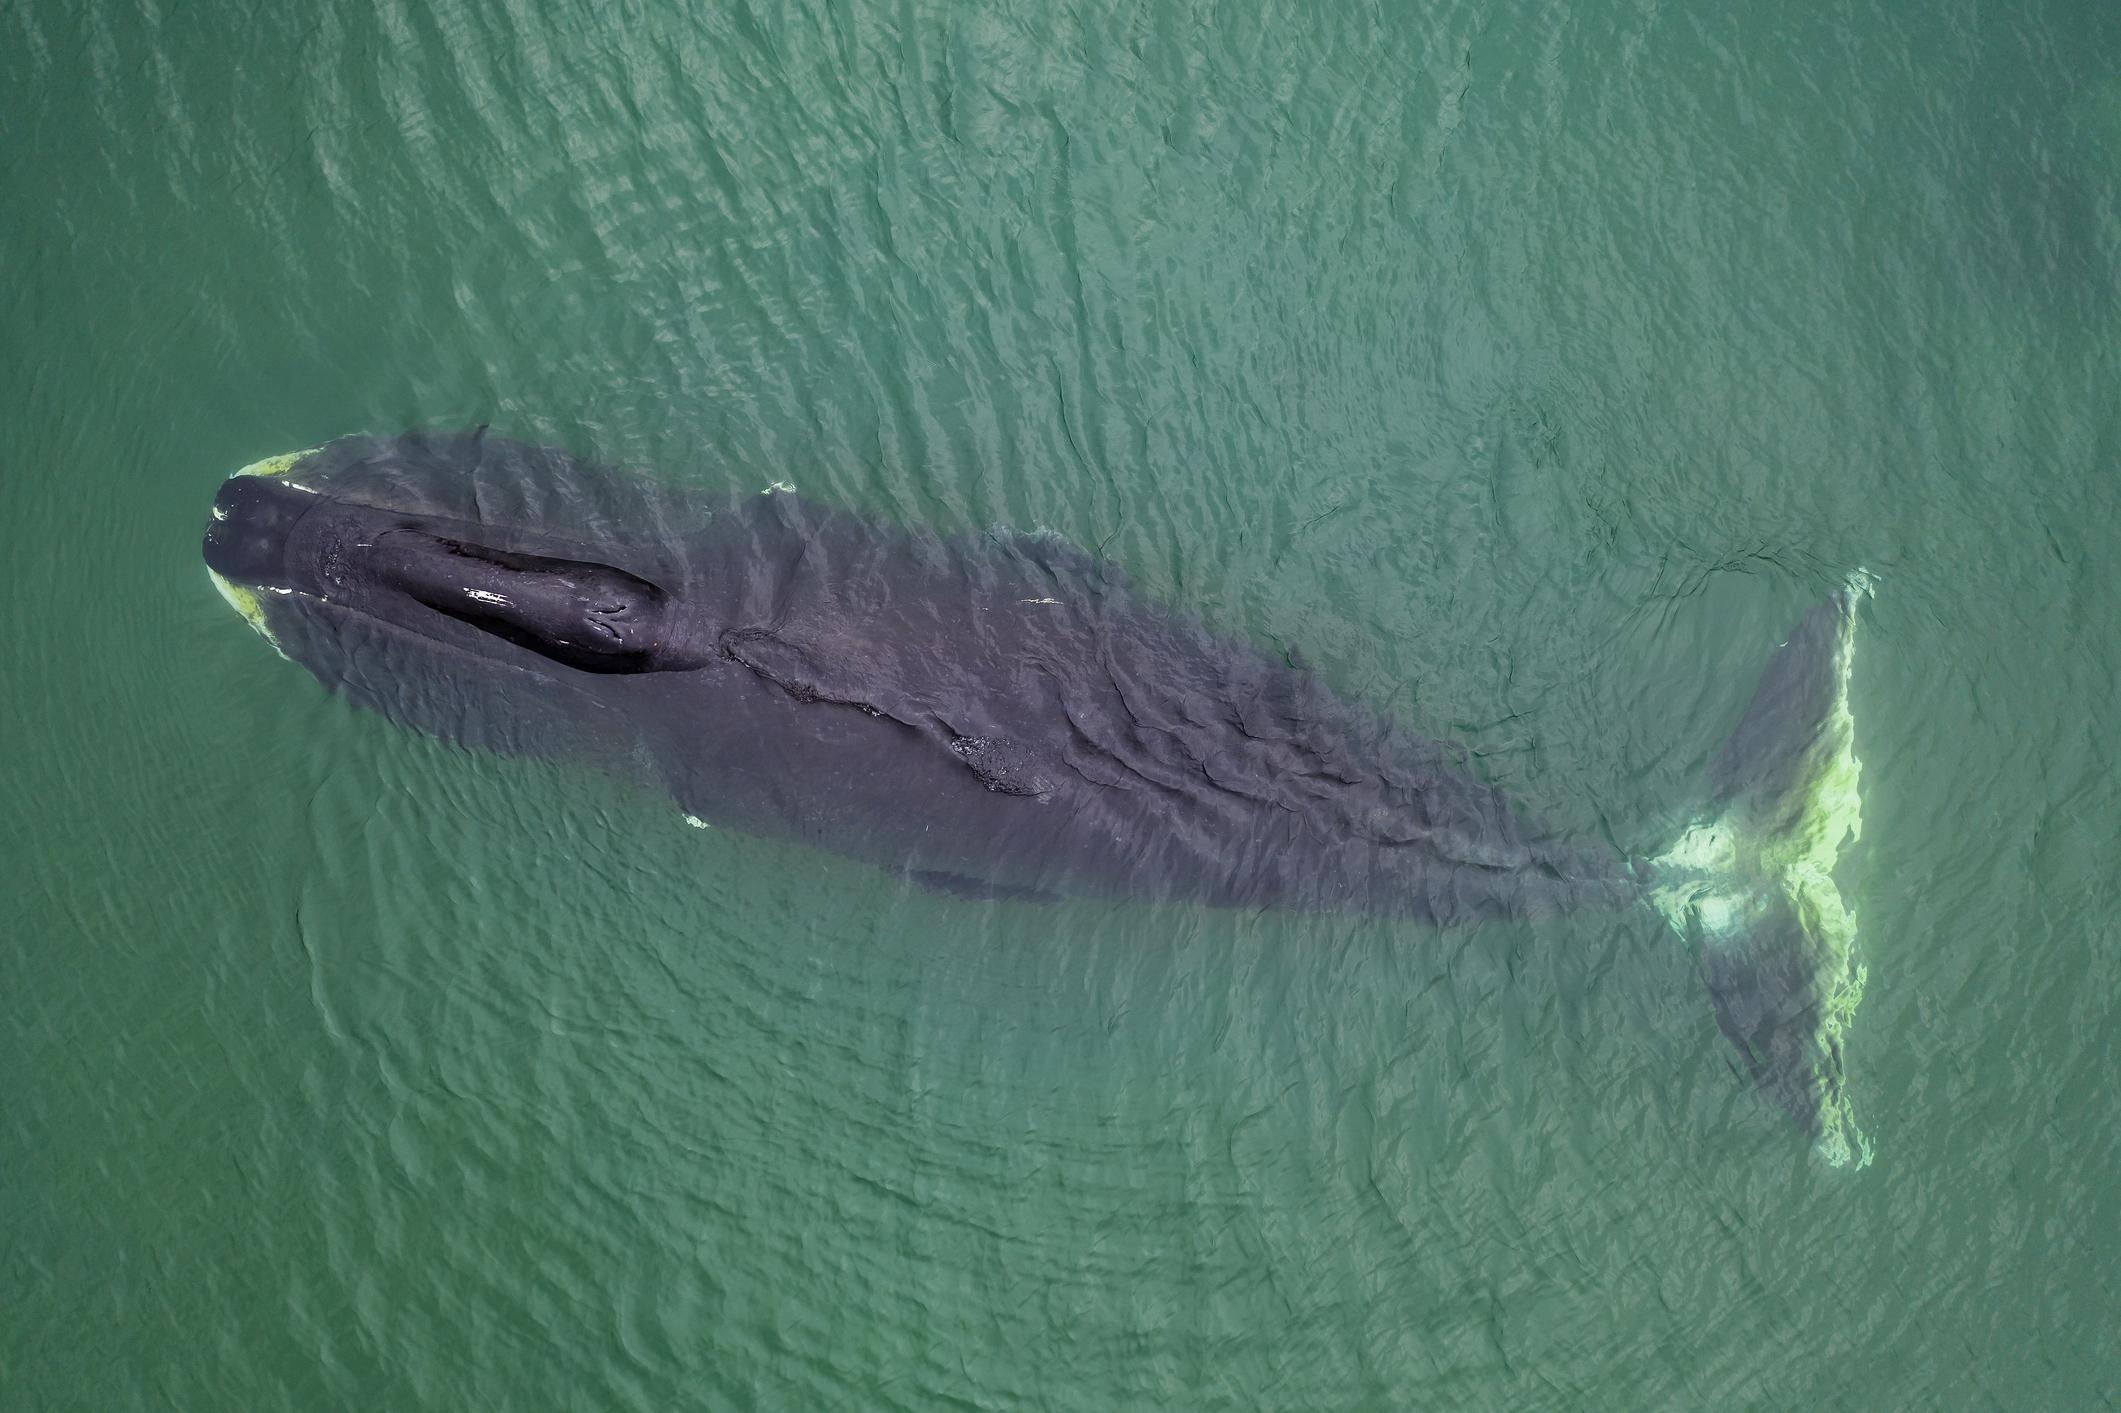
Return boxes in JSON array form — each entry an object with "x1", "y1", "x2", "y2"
[{"x1": 1650, "y1": 578, "x2": 1873, "y2": 1167}]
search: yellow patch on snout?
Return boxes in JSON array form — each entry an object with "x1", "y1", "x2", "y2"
[{"x1": 233, "y1": 448, "x2": 320, "y2": 482}]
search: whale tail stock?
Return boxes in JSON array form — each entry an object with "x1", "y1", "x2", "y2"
[{"x1": 1647, "y1": 578, "x2": 1874, "y2": 1167}]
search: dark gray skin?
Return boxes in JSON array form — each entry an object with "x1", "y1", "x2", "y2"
[
  {"x1": 202, "y1": 430, "x2": 1862, "y2": 1140},
  {"x1": 204, "y1": 434, "x2": 1630, "y2": 920}
]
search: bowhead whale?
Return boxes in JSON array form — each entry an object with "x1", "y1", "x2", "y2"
[{"x1": 202, "y1": 430, "x2": 1872, "y2": 1164}]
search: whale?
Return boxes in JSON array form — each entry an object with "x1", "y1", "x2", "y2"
[{"x1": 202, "y1": 430, "x2": 1872, "y2": 1163}]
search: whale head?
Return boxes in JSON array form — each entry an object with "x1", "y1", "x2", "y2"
[{"x1": 202, "y1": 433, "x2": 711, "y2": 754}]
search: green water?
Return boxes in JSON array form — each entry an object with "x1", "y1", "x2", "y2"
[{"x1": 5, "y1": 0, "x2": 2117, "y2": 1405}]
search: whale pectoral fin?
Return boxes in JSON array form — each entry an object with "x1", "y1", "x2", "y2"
[
  {"x1": 907, "y1": 869, "x2": 1063, "y2": 905},
  {"x1": 987, "y1": 526, "x2": 1129, "y2": 588}
]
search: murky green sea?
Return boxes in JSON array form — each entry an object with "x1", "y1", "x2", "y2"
[{"x1": 6, "y1": 0, "x2": 2118, "y2": 1406}]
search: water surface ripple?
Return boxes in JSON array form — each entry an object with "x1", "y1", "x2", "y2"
[{"x1": 4, "y1": 0, "x2": 2117, "y2": 1406}]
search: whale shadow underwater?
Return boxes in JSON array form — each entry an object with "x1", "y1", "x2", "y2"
[{"x1": 202, "y1": 430, "x2": 1873, "y2": 1165}]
